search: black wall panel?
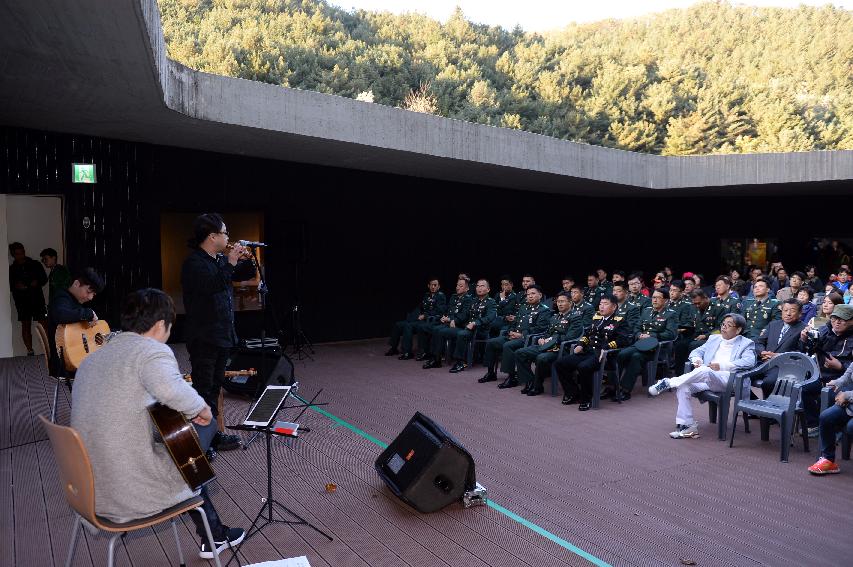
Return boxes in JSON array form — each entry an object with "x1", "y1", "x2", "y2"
[{"x1": 2, "y1": 126, "x2": 852, "y2": 344}]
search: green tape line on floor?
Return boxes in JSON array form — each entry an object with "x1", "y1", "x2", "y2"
[{"x1": 295, "y1": 394, "x2": 612, "y2": 567}]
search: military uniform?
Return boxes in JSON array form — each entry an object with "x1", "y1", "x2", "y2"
[
  {"x1": 583, "y1": 284, "x2": 608, "y2": 309},
  {"x1": 615, "y1": 301, "x2": 641, "y2": 334},
  {"x1": 449, "y1": 296, "x2": 498, "y2": 364},
  {"x1": 617, "y1": 306, "x2": 678, "y2": 394},
  {"x1": 491, "y1": 291, "x2": 518, "y2": 336},
  {"x1": 389, "y1": 291, "x2": 446, "y2": 355},
  {"x1": 742, "y1": 296, "x2": 780, "y2": 340},
  {"x1": 419, "y1": 293, "x2": 471, "y2": 364},
  {"x1": 710, "y1": 293, "x2": 741, "y2": 315},
  {"x1": 628, "y1": 292, "x2": 651, "y2": 310},
  {"x1": 669, "y1": 295, "x2": 698, "y2": 368},
  {"x1": 554, "y1": 312, "x2": 633, "y2": 405},
  {"x1": 514, "y1": 301, "x2": 594, "y2": 393},
  {"x1": 483, "y1": 302, "x2": 552, "y2": 383},
  {"x1": 673, "y1": 302, "x2": 727, "y2": 370}
]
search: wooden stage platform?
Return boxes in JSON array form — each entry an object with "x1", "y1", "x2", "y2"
[{"x1": 2, "y1": 339, "x2": 851, "y2": 566}]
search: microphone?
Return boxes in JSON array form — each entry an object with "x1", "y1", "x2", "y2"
[{"x1": 237, "y1": 240, "x2": 267, "y2": 248}]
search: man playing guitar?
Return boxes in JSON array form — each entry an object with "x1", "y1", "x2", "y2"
[
  {"x1": 47, "y1": 267, "x2": 105, "y2": 375},
  {"x1": 71, "y1": 288, "x2": 245, "y2": 558}
]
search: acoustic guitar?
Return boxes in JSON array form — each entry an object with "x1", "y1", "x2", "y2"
[
  {"x1": 148, "y1": 403, "x2": 215, "y2": 491},
  {"x1": 150, "y1": 369, "x2": 257, "y2": 490},
  {"x1": 55, "y1": 320, "x2": 115, "y2": 371}
]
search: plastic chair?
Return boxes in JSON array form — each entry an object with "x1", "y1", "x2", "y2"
[
  {"x1": 681, "y1": 361, "x2": 746, "y2": 441},
  {"x1": 729, "y1": 352, "x2": 819, "y2": 462},
  {"x1": 34, "y1": 322, "x2": 67, "y2": 423},
  {"x1": 643, "y1": 339, "x2": 674, "y2": 387},
  {"x1": 39, "y1": 415, "x2": 224, "y2": 567},
  {"x1": 820, "y1": 387, "x2": 852, "y2": 461}
]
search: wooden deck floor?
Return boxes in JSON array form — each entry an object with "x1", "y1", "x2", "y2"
[{"x1": 2, "y1": 339, "x2": 852, "y2": 567}]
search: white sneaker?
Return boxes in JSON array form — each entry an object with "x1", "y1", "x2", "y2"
[
  {"x1": 199, "y1": 527, "x2": 245, "y2": 559},
  {"x1": 669, "y1": 423, "x2": 699, "y2": 439},
  {"x1": 648, "y1": 378, "x2": 671, "y2": 396}
]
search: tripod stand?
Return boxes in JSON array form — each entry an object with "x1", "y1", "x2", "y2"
[
  {"x1": 226, "y1": 392, "x2": 333, "y2": 567},
  {"x1": 289, "y1": 263, "x2": 315, "y2": 360}
]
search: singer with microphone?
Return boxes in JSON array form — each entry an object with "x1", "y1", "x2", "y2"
[{"x1": 181, "y1": 213, "x2": 257, "y2": 455}]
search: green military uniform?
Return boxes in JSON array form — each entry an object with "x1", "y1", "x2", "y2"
[
  {"x1": 617, "y1": 306, "x2": 678, "y2": 394},
  {"x1": 47, "y1": 264, "x2": 72, "y2": 304},
  {"x1": 450, "y1": 296, "x2": 498, "y2": 362},
  {"x1": 583, "y1": 284, "x2": 608, "y2": 309},
  {"x1": 742, "y1": 296, "x2": 780, "y2": 340},
  {"x1": 514, "y1": 300, "x2": 594, "y2": 392},
  {"x1": 669, "y1": 295, "x2": 698, "y2": 369},
  {"x1": 615, "y1": 300, "x2": 641, "y2": 334},
  {"x1": 419, "y1": 293, "x2": 471, "y2": 361},
  {"x1": 673, "y1": 302, "x2": 727, "y2": 370},
  {"x1": 390, "y1": 291, "x2": 446, "y2": 355},
  {"x1": 491, "y1": 291, "x2": 518, "y2": 335},
  {"x1": 483, "y1": 302, "x2": 552, "y2": 382},
  {"x1": 710, "y1": 293, "x2": 741, "y2": 315},
  {"x1": 628, "y1": 292, "x2": 651, "y2": 310}
]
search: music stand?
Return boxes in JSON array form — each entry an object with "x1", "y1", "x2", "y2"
[{"x1": 226, "y1": 385, "x2": 332, "y2": 566}]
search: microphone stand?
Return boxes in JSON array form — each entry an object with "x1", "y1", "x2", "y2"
[{"x1": 241, "y1": 245, "x2": 271, "y2": 450}]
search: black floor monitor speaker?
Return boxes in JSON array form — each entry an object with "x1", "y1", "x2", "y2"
[
  {"x1": 375, "y1": 412, "x2": 476, "y2": 513},
  {"x1": 224, "y1": 345, "x2": 295, "y2": 399}
]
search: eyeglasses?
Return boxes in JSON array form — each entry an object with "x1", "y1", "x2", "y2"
[{"x1": 720, "y1": 322, "x2": 736, "y2": 329}]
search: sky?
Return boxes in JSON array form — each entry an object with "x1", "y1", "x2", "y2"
[{"x1": 327, "y1": 0, "x2": 852, "y2": 32}]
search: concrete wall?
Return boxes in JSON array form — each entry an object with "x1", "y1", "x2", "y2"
[{"x1": 2, "y1": 195, "x2": 64, "y2": 358}]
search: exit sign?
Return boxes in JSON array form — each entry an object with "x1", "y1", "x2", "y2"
[{"x1": 72, "y1": 163, "x2": 96, "y2": 184}]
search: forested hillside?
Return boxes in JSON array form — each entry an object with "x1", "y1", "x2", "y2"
[{"x1": 158, "y1": 0, "x2": 853, "y2": 155}]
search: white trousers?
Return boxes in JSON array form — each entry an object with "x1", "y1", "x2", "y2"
[{"x1": 669, "y1": 366, "x2": 729, "y2": 425}]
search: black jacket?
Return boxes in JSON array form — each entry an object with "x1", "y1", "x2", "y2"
[
  {"x1": 47, "y1": 288, "x2": 96, "y2": 375},
  {"x1": 181, "y1": 249, "x2": 257, "y2": 348}
]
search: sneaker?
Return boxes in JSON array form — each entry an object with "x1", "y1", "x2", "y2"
[
  {"x1": 212, "y1": 432, "x2": 242, "y2": 451},
  {"x1": 669, "y1": 423, "x2": 699, "y2": 439},
  {"x1": 807, "y1": 457, "x2": 840, "y2": 475},
  {"x1": 199, "y1": 526, "x2": 245, "y2": 559},
  {"x1": 648, "y1": 378, "x2": 671, "y2": 396}
]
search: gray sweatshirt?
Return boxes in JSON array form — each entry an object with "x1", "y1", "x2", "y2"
[{"x1": 71, "y1": 332, "x2": 206, "y2": 523}]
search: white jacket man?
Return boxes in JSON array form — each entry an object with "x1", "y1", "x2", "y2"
[{"x1": 649, "y1": 314, "x2": 756, "y2": 438}]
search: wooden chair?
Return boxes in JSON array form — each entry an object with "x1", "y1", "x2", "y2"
[
  {"x1": 33, "y1": 322, "x2": 65, "y2": 423},
  {"x1": 39, "y1": 415, "x2": 223, "y2": 567}
]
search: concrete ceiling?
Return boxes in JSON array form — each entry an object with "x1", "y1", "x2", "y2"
[{"x1": 0, "y1": 0, "x2": 851, "y2": 196}]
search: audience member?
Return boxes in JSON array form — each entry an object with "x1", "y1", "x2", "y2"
[
  {"x1": 753, "y1": 298, "x2": 807, "y2": 398},
  {"x1": 387, "y1": 277, "x2": 445, "y2": 359},
  {"x1": 648, "y1": 314, "x2": 755, "y2": 439},
  {"x1": 742, "y1": 276, "x2": 780, "y2": 339},
  {"x1": 480, "y1": 285, "x2": 551, "y2": 387},
  {"x1": 554, "y1": 294, "x2": 632, "y2": 411},
  {"x1": 8, "y1": 242, "x2": 48, "y2": 356},
  {"x1": 40, "y1": 247, "x2": 71, "y2": 304},
  {"x1": 446, "y1": 279, "x2": 497, "y2": 373},
  {"x1": 808, "y1": 291, "x2": 843, "y2": 331},
  {"x1": 798, "y1": 287, "x2": 817, "y2": 324},
  {"x1": 808, "y1": 367, "x2": 853, "y2": 475},
  {"x1": 419, "y1": 278, "x2": 472, "y2": 368},
  {"x1": 776, "y1": 270, "x2": 805, "y2": 301}
]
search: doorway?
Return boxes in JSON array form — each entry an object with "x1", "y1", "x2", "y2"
[{"x1": 1, "y1": 194, "x2": 65, "y2": 357}]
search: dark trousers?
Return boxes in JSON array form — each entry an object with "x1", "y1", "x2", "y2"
[
  {"x1": 431, "y1": 325, "x2": 458, "y2": 357},
  {"x1": 819, "y1": 404, "x2": 853, "y2": 461},
  {"x1": 554, "y1": 351, "x2": 599, "y2": 402},
  {"x1": 389, "y1": 319, "x2": 421, "y2": 353},
  {"x1": 452, "y1": 328, "x2": 485, "y2": 360},
  {"x1": 416, "y1": 321, "x2": 443, "y2": 355},
  {"x1": 187, "y1": 340, "x2": 229, "y2": 419},
  {"x1": 617, "y1": 346, "x2": 653, "y2": 391},
  {"x1": 515, "y1": 346, "x2": 558, "y2": 386},
  {"x1": 191, "y1": 421, "x2": 226, "y2": 539},
  {"x1": 674, "y1": 338, "x2": 706, "y2": 373},
  {"x1": 483, "y1": 335, "x2": 508, "y2": 369}
]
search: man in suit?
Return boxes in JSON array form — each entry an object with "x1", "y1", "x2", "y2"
[
  {"x1": 753, "y1": 298, "x2": 807, "y2": 398},
  {"x1": 648, "y1": 314, "x2": 756, "y2": 439}
]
